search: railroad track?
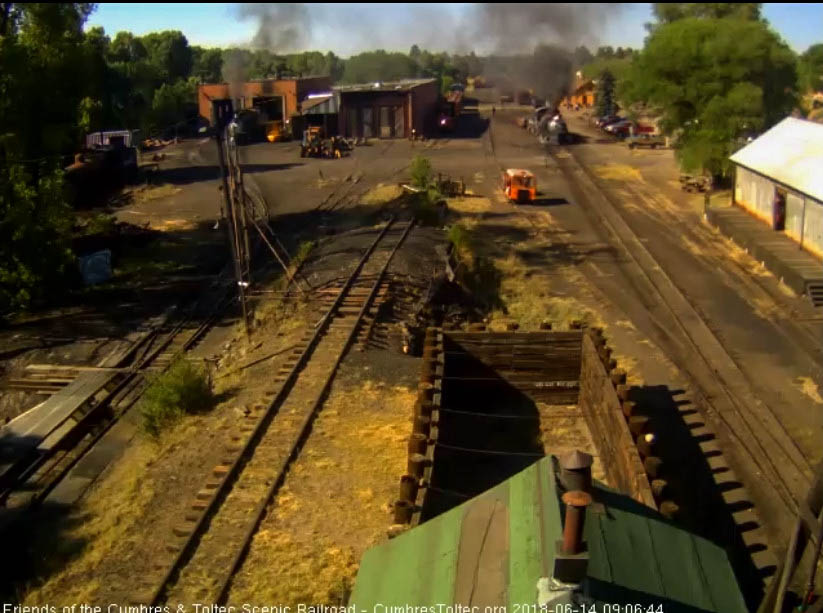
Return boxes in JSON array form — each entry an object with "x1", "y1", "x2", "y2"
[
  {"x1": 136, "y1": 218, "x2": 414, "y2": 606},
  {"x1": 550, "y1": 146, "x2": 812, "y2": 498},
  {"x1": 0, "y1": 281, "x2": 235, "y2": 512}
]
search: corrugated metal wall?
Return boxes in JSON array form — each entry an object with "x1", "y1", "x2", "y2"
[
  {"x1": 803, "y1": 198, "x2": 823, "y2": 257},
  {"x1": 735, "y1": 165, "x2": 823, "y2": 257},
  {"x1": 786, "y1": 192, "x2": 804, "y2": 241},
  {"x1": 735, "y1": 166, "x2": 773, "y2": 223}
]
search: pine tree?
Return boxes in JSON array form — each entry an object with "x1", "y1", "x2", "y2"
[{"x1": 595, "y1": 69, "x2": 616, "y2": 117}]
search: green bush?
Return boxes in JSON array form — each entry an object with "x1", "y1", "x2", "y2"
[
  {"x1": 139, "y1": 359, "x2": 213, "y2": 438},
  {"x1": 410, "y1": 155, "x2": 433, "y2": 189},
  {"x1": 448, "y1": 223, "x2": 472, "y2": 254}
]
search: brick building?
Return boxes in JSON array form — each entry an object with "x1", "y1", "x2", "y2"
[
  {"x1": 197, "y1": 76, "x2": 332, "y2": 126},
  {"x1": 333, "y1": 79, "x2": 439, "y2": 139}
]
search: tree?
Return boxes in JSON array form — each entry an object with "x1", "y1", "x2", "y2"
[
  {"x1": 191, "y1": 46, "x2": 222, "y2": 83},
  {"x1": 150, "y1": 77, "x2": 197, "y2": 134},
  {"x1": 647, "y1": 3, "x2": 762, "y2": 31},
  {"x1": 595, "y1": 69, "x2": 616, "y2": 117},
  {"x1": 140, "y1": 30, "x2": 192, "y2": 83},
  {"x1": 0, "y1": 3, "x2": 92, "y2": 313},
  {"x1": 798, "y1": 44, "x2": 823, "y2": 93},
  {"x1": 573, "y1": 45, "x2": 593, "y2": 67},
  {"x1": 341, "y1": 50, "x2": 418, "y2": 84},
  {"x1": 627, "y1": 17, "x2": 797, "y2": 176}
]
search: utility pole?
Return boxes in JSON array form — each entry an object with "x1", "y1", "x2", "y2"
[{"x1": 212, "y1": 100, "x2": 250, "y2": 340}]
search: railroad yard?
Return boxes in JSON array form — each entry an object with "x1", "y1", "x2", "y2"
[{"x1": 2, "y1": 98, "x2": 823, "y2": 611}]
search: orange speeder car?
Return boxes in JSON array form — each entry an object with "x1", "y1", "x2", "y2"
[{"x1": 501, "y1": 168, "x2": 536, "y2": 204}]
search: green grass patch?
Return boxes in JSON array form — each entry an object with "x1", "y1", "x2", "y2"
[
  {"x1": 448, "y1": 223, "x2": 473, "y2": 255},
  {"x1": 447, "y1": 223, "x2": 503, "y2": 312},
  {"x1": 294, "y1": 240, "x2": 315, "y2": 266},
  {"x1": 139, "y1": 359, "x2": 214, "y2": 438}
]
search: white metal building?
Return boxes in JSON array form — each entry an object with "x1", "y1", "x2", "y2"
[{"x1": 730, "y1": 117, "x2": 823, "y2": 257}]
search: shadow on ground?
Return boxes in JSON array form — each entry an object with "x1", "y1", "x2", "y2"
[
  {"x1": 148, "y1": 163, "x2": 303, "y2": 186},
  {"x1": 629, "y1": 384, "x2": 768, "y2": 611}
]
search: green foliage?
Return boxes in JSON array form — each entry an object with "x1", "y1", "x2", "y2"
[
  {"x1": 595, "y1": 70, "x2": 617, "y2": 117},
  {"x1": 798, "y1": 44, "x2": 823, "y2": 93},
  {"x1": 139, "y1": 359, "x2": 213, "y2": 438},
  {"x1": 150, "y1": 77, "x2": 197, "y2": 132},
  {"x1": 78, "y1": 212, "x2": 117, "y2": 236},
  {"x1": 625, "y1": 17, "x2": 797, "y2": 176},
  {"x1": 293, "y1": 240, "x2": 315, "y2": 266},
  {"x1": 441, "y1": 75, "x2": 454, "y2": 96},
  {"x1": 191, "y1": 45, "x2": 223, "y2": 82},
  {"x1": 448, "y1": 223, "x2": 472, "y2": 255},
  {"x1": 0, "y1": 163, "x2": 74, "y2": 314},
  {"x1": 77, "y1": 96, "x2": 102, "y2": 134},
  {"x1": 581, "y1": 56, "x2": 632, "y2": 81},
  {"x1": 140, "y1": 30, "x2": 193, "y2": 82},
  {"x1": 647, "y1": 3, "x2": 762, "y2": 31},
  {"x1": 410, "y1": 155, "x2": 433, "y2": 189},
  {"x1": 341, "y1": 50, "x2": 418, "y2": 83}
]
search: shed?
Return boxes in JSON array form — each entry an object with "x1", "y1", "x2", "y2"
[
  {"x1": 729, "y1": 117, "x2": 823, "y2": 257},
  {"x1": 333, "y1": 79, "x2": 439, "y2": 139},
  {"x1": 300, "y1": 93, "x2": 340, "y2": 134},
  {"x1": 350, "y1": 456, "x2": 748, "y2": 612}
]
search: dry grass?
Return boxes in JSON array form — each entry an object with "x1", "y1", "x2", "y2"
[
  {"x1": 132, "y1": 183, "x2": 182, "y2": 203},
  {"x1": 360, "y1": 183, "x2": 403, "y2": 206},
  {"x1": 228, "y1": 379, "x2": 416, "y2": 606},
  {"x1": 795, "y1": 376, "x2": 823, "y2": 405},
  {"x1": 491, "y1": 246, "x2": 602, "y2": 330},
  {"x1": 593, "y1": 164, "x2": 645, "y2": 183},
  {"x1": 20, "y1": 431, "x2": 180, "y2": 604},
  {"x1": 446, "y1": 195, "x2": 492, "y2": 214}
]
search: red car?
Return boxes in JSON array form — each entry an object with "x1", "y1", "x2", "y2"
[{"x1": 604, "y1": 119, "x2": 635, "y2": 138}]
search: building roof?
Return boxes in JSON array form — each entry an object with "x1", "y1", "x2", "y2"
[
  {"x1": 301, "y1": 94, "x2": 339, "y2": 115},
  {"x1": 333, "y1": 78, "x2": 436, "y2": 94},
  {"x1": 572, "y1": 79, "x2": 595, "y2": 94},
  {"x1": 730, "y1": 117, "x2": 823, "y2": 202},
  {"x1": 350, "y1": 456, "x2": 747, "y2": 612}
]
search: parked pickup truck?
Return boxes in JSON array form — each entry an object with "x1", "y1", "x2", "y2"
[{"x1": 626, "y1": 133, "x2": 666, "y2": 149}]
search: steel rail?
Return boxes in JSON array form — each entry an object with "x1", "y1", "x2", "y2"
[{"x1": 145, "y1": 217, "x2": 407, "y2": 605}]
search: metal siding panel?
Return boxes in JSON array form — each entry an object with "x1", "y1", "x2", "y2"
[
  {"x1": 508, "y1": 461, "x2": 545, "y2": 609},
  {"x1": 348, "y1": 498, "x2": 463, "y2": 607},
  {"x1": 786, "y1": 191, "x2": 804, "y2": 241},
  {"x1": 647, "y1": 516, "x2": 714, "y2": 609},
  {"x1": 689, "y1": 532, "x2": 750, "y2": 612},
  {"x1": 803, "y1": 198, "x2": 823, "y2": 257},
  {"x1": 597, "y1": 497, "x2": 665, "y2": 595}
]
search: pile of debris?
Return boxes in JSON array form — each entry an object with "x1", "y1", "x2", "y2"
[{"x1": 679, "y1": 174, "x2": 713, "y2": 193}]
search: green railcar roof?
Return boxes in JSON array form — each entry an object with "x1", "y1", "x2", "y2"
[{"x1": 350, "y1": 456, "x2": 747, "y2": 613}]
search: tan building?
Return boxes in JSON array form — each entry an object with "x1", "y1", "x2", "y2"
[
  {"x1": 730, "y1": 117, "x2": 823, "y2": 257},
  {"x1": 562, "y1": 79, "x2": 595, "y2": 108},
  {"x1": 197, "y1": 76, "x2": 332, "y2": 126}
]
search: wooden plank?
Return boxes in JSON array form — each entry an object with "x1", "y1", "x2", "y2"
[
  {"x1": 0, "y1": 371, "x2": 116, "y2": 446},
  {"x1": 25, "y1": 364, "x2": 133, "y2": 373}
]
